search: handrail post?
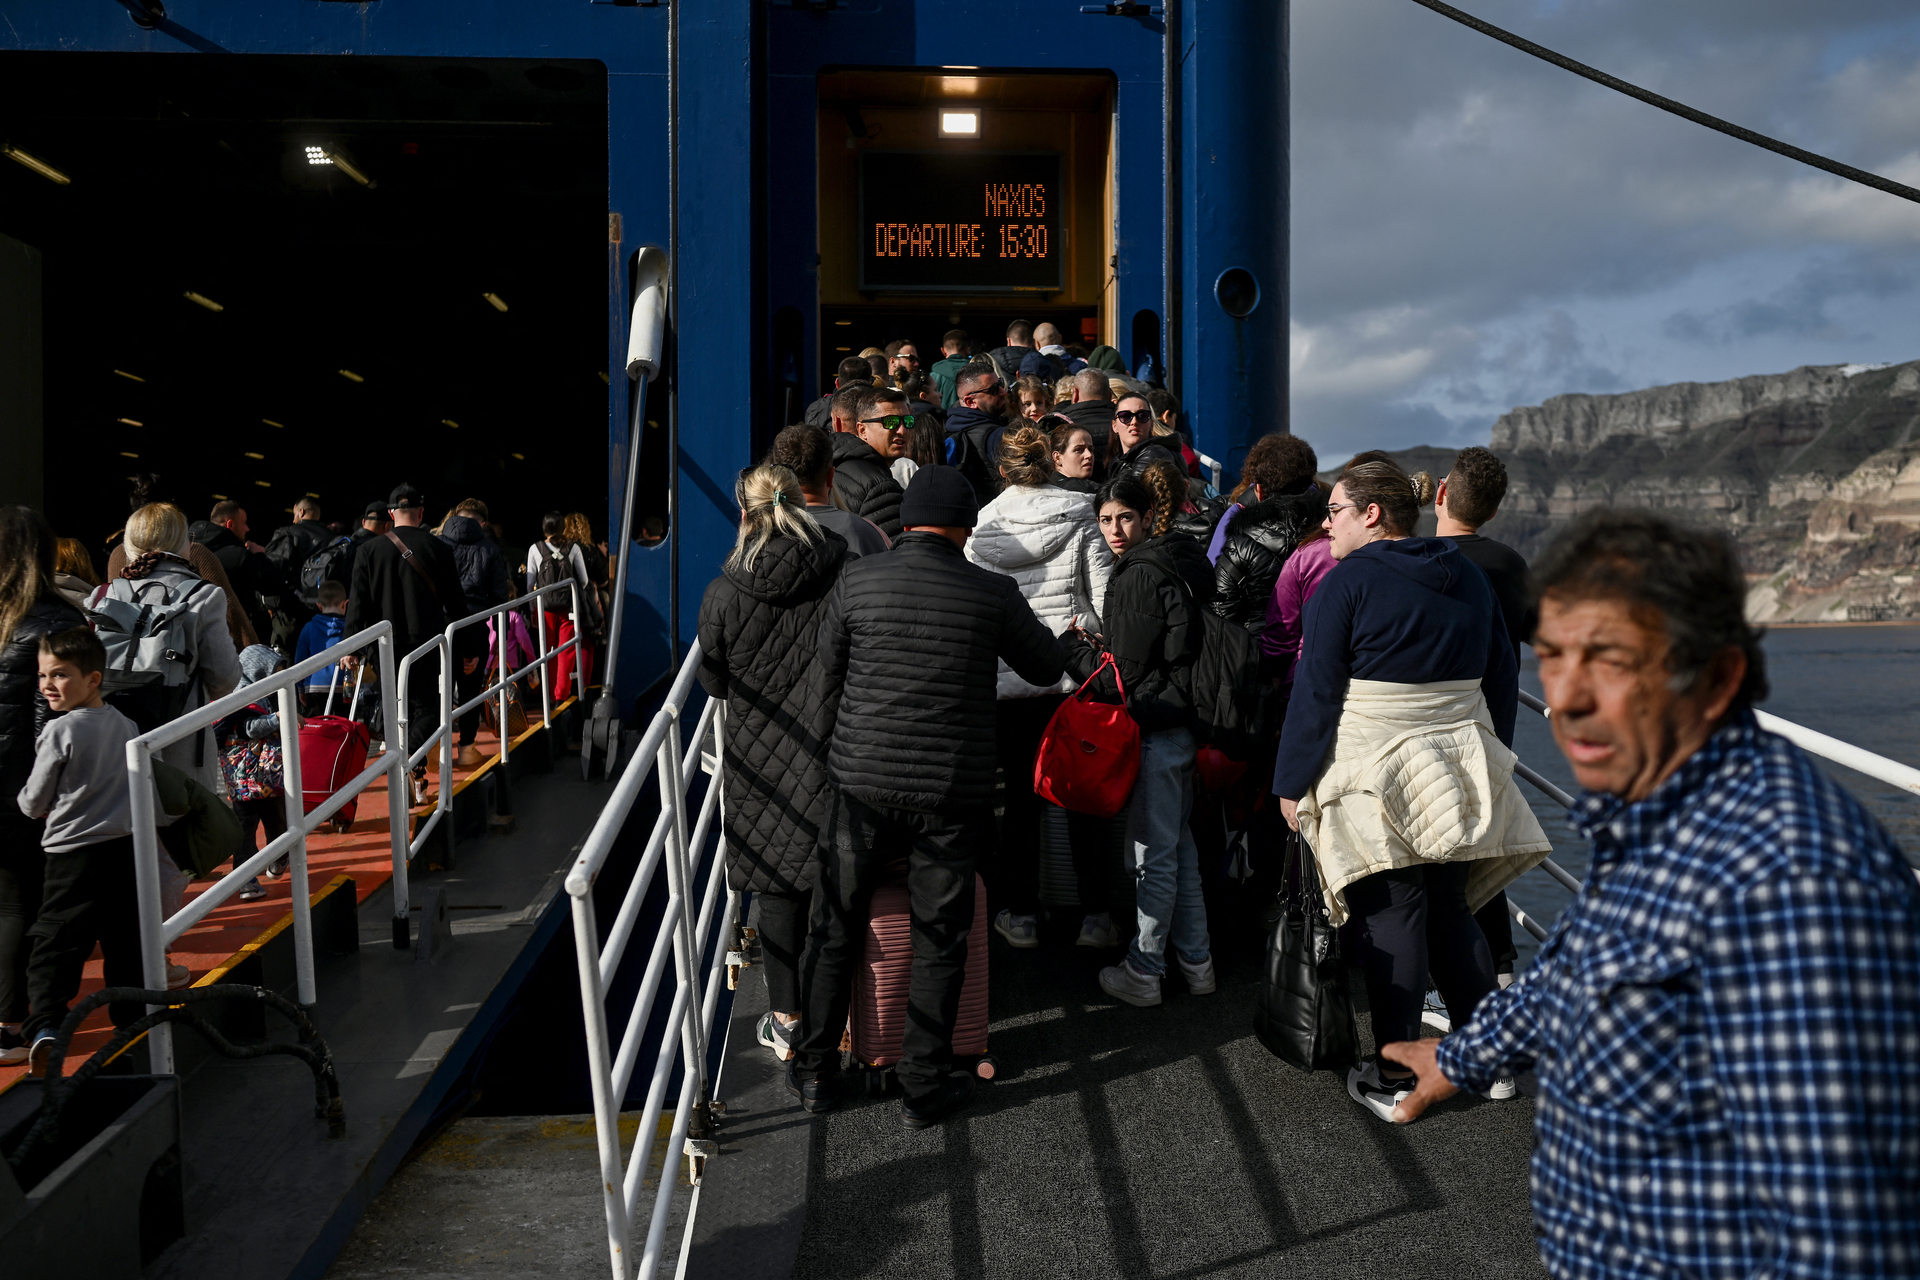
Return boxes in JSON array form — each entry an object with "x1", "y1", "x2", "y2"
[
  {"x1": 571, "y1": 889, "x2": 636, "y2": 1280},
  {"x1": 537, "y1": 589, "x2": 555, "y2": 729},
  {"x1": 436, "y1": 634, "x2": 453, "y2": 831},
  {"x1": 382, "y1": 629, "x2": 413, "y2": 946},
  {"x1": 495, "y1": 607, "x2": 514, "y2": 819},
  {"x1": 126, "y1": 740, "x2": 172, "y2": 1073},
  {"x1": 277, "y1": 683, "x2": 316, "y2": 1009},
  {"x1": 572, "y1": 579, "x2": 588, "y2": 707},
  {"x1": 654, "y1": 713, "x2": 713, "y2": 1139}
]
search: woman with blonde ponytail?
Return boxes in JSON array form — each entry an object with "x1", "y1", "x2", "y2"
[
  {"x1": 965, "y1": 425, "x2": 1118, "y2": 951},
  {"x1": 696, "y1": 463, "x2": 850, "y2": 1064}
]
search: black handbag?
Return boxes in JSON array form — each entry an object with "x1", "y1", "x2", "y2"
[{"x1": 1253, "y1": 831, "x2": 1360, "y2": 1073}]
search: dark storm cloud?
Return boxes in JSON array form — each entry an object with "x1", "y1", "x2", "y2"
[{"x1": 1289, "y1": 0, "x2": 1920, "y2": 457}]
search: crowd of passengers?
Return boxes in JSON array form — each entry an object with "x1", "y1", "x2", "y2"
[
  {"x1": 0, "y1": 483, "x2": 612, "y2": 1075},
  {"x1": 701, "y1": 320, "x2": 1920, "y2": 1276}
]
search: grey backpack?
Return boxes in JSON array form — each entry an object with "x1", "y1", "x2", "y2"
[{"x1": 88, "y1": 576, "x2": 216, "y2": 734}]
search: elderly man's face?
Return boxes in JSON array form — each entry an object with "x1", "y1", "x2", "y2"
[{"x1": 1533, "y1": 594, "x2": 1745, "y2": 803}]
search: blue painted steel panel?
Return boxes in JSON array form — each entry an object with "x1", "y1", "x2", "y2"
[{"x1": 1179, "y1": 0, "x2": 1289, "y2": 480}]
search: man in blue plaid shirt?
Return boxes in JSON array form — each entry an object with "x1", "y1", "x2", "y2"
[{"x1": 1386, "y1": 510, "x2": 1920, "y2": 1279}]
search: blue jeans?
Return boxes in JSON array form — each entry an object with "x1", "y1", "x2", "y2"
[{"x1": 1124, "y1": 725, "x2": 1210, "y2": 976}]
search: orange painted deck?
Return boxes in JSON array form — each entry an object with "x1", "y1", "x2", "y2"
[{"x1": 0, "y1": 700, "x2": 574, "y2": 1097}]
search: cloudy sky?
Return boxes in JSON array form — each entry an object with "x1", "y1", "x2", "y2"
[{"x1": 1291, "y1": 0, "x2": 1920, "y2": 456}]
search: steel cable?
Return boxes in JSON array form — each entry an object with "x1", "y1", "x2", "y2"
[{"x1": 1406, "y1": 0, "x2": 1920, "y2": 208}]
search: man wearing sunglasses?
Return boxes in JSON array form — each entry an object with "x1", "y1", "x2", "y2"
[
  {"x1": 827, "y1": 385, "x2": 909, "y2": 539},
  {"x1": 945, "y1": 363, "x2": 1014, "y2": 507}
]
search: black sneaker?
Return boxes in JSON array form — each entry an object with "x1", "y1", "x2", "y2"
[
  {"x1": 900, "y1": 1075, "x2": 973, "y2": 1130},
  {"x1": 1346, "y1": 1060, "x2": 1415, "y2": 1123},
  {"x1": 786, "y1": 1062, "x2": 838, "y2": 1114}
]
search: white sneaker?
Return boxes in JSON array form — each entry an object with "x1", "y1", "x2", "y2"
[
  {"x1": 1347, "y1": 1060, "x2": 1416, "y2": 1123},
  {"x1": 1487, "y1": 1075, "x2": 1517, "y2": 1100},
  {"x1": 1176, "y1": 954, "x2": 1217, "y2": 995},
  {"x1": 1098, "y1": 960, "x2": 1162, "y2": 1007},
  {"x1": 993, "y1": 910, "x2": 1038, "y2": 949},
  {"x1": 166, "y1": 962, "x2": 193, "y2": 990},
  {"x1": 0, "y1": 1025, "x2": 26, "y2": 1067},
  {"x1": 755, "y1": 1011, "x2": 795, "y2": 1062},
  {"x1": 1075, "y1": 912, "x2": 1121, "y2": 949},
  {"x1": 27, "y1": 1030, "x2": 57, "y2": 1078}
]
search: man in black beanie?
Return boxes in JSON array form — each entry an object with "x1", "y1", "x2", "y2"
[{"x1": 793, "y1": 466, "x2": 1063, "y2": 1129}]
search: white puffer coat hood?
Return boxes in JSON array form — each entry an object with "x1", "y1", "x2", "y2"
[{"x1": 966, "y1": 484, "x2": 1113, "y2": 698}]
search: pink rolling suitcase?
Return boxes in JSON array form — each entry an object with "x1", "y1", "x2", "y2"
[
  {"x1": 848, "y1": 870, "x2": 994, "y2": 1092},
  {"x1": 300, "y1": 668, "x2": 372, "y2": 832}
]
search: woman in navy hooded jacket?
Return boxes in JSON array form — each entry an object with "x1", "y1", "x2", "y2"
[{"x1": 1272, "y1": 459, "x2": 1518, "y2": 1123}]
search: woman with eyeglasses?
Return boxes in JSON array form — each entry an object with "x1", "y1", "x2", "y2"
[
  {"x1": 697, "y1": 464, "x2": 852, "y2": 1066},
  {"x1": 1061, "y1": 473, "x2": 1217, "y2": 1008},
  {"x1": 1046, "y1": 418, "x2": 1100, "y2": 495},
  {"x1": 967, "y1": 426, "x2": 1119, "y2": 952},
  {"x1": 1271, "y1": 459, "x2": 1547, "y2": 1125},
  {"x1": 1105, "y1": 394, "x2": 1182, "y2": 482}
]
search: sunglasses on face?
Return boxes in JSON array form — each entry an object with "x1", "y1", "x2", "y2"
[
  {"x1": 1113, "y1": 409, "x2": 1152, "y2": 425},
  {"x1": 859, "y1": 414, "x2": 914, "y2": 431},
  {"x1": 968, "y1": 383, "x2": 1004, "y2": 398}
]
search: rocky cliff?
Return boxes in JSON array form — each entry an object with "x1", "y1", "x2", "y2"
[{"x1": 1437, "y1": 359, "x2": 1920, "y2": 622}]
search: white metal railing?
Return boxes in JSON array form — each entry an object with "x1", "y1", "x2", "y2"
[
  {"x1": 1194, "y1": 448, "x2": 1224, "y2": 493},
  {"x1": 398, "y1": 580, "x2": 587, "y2": 859},
  {"x1": 567, "y1": 640, "x2": 739, "y2": 1280},
  {"x1": 127, "y1": 621, "x2": 410, "y2": 1073},
  {"x1": 1505, "y1": 688, "x2": 1920, "y2": 942}
]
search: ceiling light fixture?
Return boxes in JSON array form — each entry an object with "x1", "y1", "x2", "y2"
[
  {"x1": 184, "y1": 291, "x2": 224, "y2": 312},
  {"x1": 212, "y1": 493, "x2": 228, "y2": 501},
  {"x1": 597, "y1": 371, "x2": 610, "y2": 385},
  {"x1": 441, "y1": 418, "x2": 459, "y2": 428},
  {"x1": 119, "y1": 451, "x2": 138, "y2": 458},
  {"x1": 330, "y1": 153, "x2": 375, "y2": 188},
  {"x1": 483, "y1": 292, "x2": 508, "y2": 312},
  {"x1": 307, "y1": 492, "x2": 321, "y2": 498},
  {"x1": 939, "y1": 110, "x2": 980, "y2": 137},
  {"x1": 304, "y1": 146, "x2": 333, "y2": 166},
  {"x1": 511, "y1": 452, "x2": 525, "y2": 460},
  {"x1": 2, "y1": 143, "x2": 71, "y2": 185},
  {"x1": 118, "y1": 417, "x2": 143, "y2": 427},
  {"x1": 244, "y1": 451, "x2": 265, "y2": 460},
  {"x1": 262, "y1": 418, "x2": 284, "y2": 428},
  {"x1": 338, "y1": 369, "x2": 364, "y2": 383},
  {"x1": 254, "y1": 480, "x2": 271, "y2": 488},
  {"x1": 114, "y1": 369, "x2": 145, "y2": 382}
]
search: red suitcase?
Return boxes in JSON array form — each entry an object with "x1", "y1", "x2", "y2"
[
  {"x1": 848, "y1": 870, "x2": 994, "y2": 1091},
  {"x1": 300, "y1": 717, "x2": 371, "y2": 832}
]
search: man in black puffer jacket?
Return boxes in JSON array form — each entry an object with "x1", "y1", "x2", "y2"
[
  {"x1": 828, "y1": 385, "x2": 907, "y2": 539},
  {"x1": 794, "y1": 468, "x2": 1061, "y2": 1129}
]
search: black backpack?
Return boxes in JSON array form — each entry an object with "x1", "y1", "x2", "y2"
[
  {"x1": 298, "y1": 536, "x2": 356, "y2": 607},
  {"x1": 264, "y1": 523, "x2": 319, "y2": 576},
  {"x1": 1140, "y1": 560, "x2": 1280, "y2": 761}
]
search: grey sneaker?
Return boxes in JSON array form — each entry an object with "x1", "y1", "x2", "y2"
[
  {"x1": 1347, "y1": 1060, "x2": 1416, "y2": 1123},
  {"x1": 1098, "y1": 960, "x2": 1162, "y2": 1007},
  {"x1": 993, "y1": 910, "x2": 1038, "y2": 949},
  {"x1": 1176, "y1": 954, "x2": 1217, "y2": 995},
  {"x1": 1075, "y1": 912, "x2": 1122, "y2": 948},
  {"x1": 1487, "y1": 1075, "x2": 1518, "y2": 1100}
]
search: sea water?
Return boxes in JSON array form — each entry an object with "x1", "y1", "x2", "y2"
[{"x1": 1506, "y1": 623, "x2": 1920, "y2": 967}]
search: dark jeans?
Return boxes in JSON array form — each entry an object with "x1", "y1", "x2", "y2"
[
  {"x1": 993, "y1": 695, "x2": 1109, "y2": 916},
  {"x1": 1474, "y1": 890, "x2": 1516, "y2": 974},
  {"x1": 753, "y1": 888, "x2": 810, "y2": 1015},
  {"x1": 796, "y1": 792, "x2": 989, "y2": 1098},
  {"x1": 24, "y1": 836, "x2": 145, "y2": 1040},
  {"x1": 0, "y1": 809, "x2": 46, "y2": 1023},
  {"x1": 1344, "y1": 861, "x2": 1496, "y2": 1049},
  {"x1": 404, "y1": 651, "x2": 442, "y2": 771},
  {"x1": 455, "y1": 663, "x2": 487, "y2": 748},
  {"x1": 232, "y1": 797, "x2": 288, "y2": 870}
]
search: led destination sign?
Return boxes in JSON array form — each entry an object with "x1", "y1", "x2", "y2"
[{"x1": 860, "y1": 152, "x2": 1062, "y2": 292}]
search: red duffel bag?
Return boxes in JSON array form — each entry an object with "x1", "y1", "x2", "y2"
[{"x1": 1033, "y1": 653, "x2": 1141, "y2": 818}]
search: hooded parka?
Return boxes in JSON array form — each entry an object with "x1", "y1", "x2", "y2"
[
  {"x1": 696, "y1": 530, "x2": 850, "y2": 893},
  {"x1": 965, "y1": 484, "x2": 1113, "y2": 697}
]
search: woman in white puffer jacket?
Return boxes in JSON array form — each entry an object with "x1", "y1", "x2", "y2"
[{"x1": 965, "y1": 425, "x2": 1120, "y2": 952}]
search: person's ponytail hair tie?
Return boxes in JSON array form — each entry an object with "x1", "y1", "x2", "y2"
[{"x1": 727, "y1": 464, "x2": 822, "y2": 572}]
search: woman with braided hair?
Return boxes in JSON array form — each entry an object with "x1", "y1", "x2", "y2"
[{"x1": 696, "y1": 464, "x2": 851, "y2": 1065}]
